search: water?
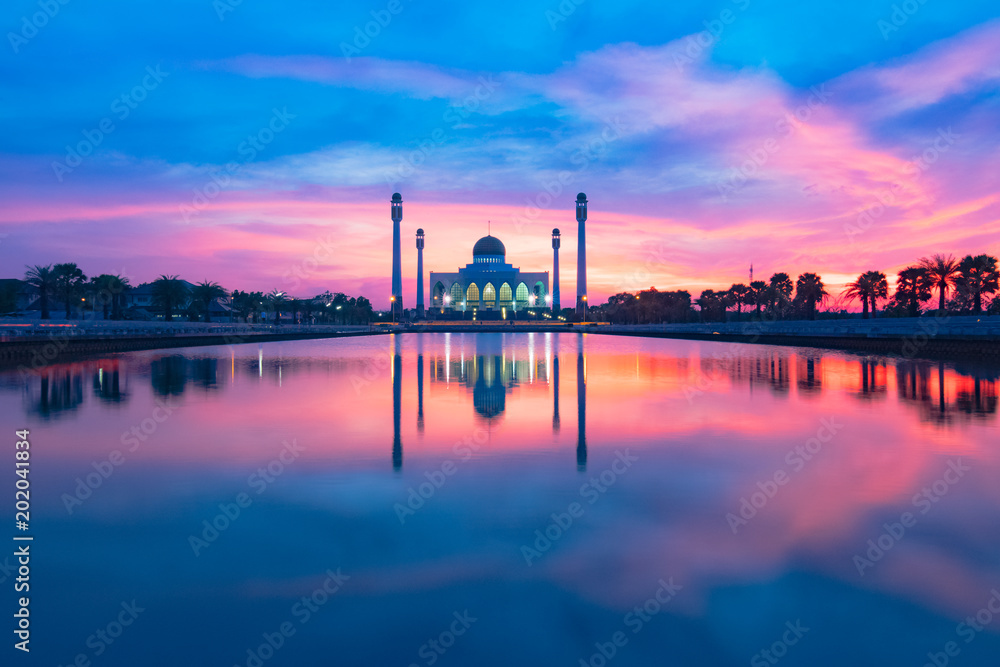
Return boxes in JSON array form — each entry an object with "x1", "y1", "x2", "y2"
[{"x1": 3, "y1": 332, "x2": 999, "y2": 666}]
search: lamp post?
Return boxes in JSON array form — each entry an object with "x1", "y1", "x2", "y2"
[{"x1": 390, "y1": 296, "x2": 396, "y2": 324}]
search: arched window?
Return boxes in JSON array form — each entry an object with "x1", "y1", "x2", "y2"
[
  {"x1": 483, "y1": 283, "x2": 496, "y2": 308},
  {"x1": 499, "y1": 282, "x2": 512, "y2": 307},
  {"x1": 466, "y1": 283, "x2": 479, "y2": 306},
  {"x1": 450, "y1": 283, "x2": 464, "y2": 309},
  {"x1": 515, "y1": 283, "x2": 529, "y2": 309},
  {"x1": 432, "y1": 281, "x2": 445, "y2": 307},
  {"x1": 533, "y1": 282, "x2": 547, "y2": 306}
]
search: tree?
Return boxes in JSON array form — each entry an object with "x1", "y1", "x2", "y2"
[
  {"x1": 864, "y1": 270, "x2": 889, "y2": 317},
  {"x1": 24, "y1": 265, "x2": 56, "y2": 319},
  {"x1": 696, "y1": 289, "x2": 727, "y2": 322},
  {"x1": 843, "y1": 271, "x2": 888, "y2": 319},
  {"x1": 768, "y1": 273, "x2": 794, "y2": 319},
  {"x1": 53, "y1": 263, "x2": 87, "y2": 319},
  {"x1": 727, "y1": 283, "x2": 750, "y2": 321},
  {"x1": 843, "y1": 273, "x2": 873, "y2": 319},
  {"x1": 89, "y1": 274, "x2": 131, "y2": 320},
  {"x1": 957, "y1": 254, "x2": 999, "y2": 314},
  {"x1": 749, "y1": 280, "x2": 768, "y2": 316},
  {"x1": 191, "y1": 281, "x2": 228, "y2": 322},
  {"x1": 892, "y1": 267, "x2": 933, "y2": 317},
  {"x1": 795, "y1": 273, "x2": 827, "y2": 320},
  {"x1": 267, "y1": 290, "x2": 287, "y2": 325},
  {"x1": 152, "y1": 275, "x2": 190, "y2": 322},
  {"x1": 918, "y1": 254, "x2": 960, "y2": 313}
]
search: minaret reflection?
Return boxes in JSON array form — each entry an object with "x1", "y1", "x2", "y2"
[
  {"x1": 417, "y1": 337, "x2": 425, "y2": 434},
  {"x1": 552, "y1": 336, "x2": 561, "y2": 432},
  {"x1": 576, "y1": 335, "x2": 587, "y2": 471},
  {"x1": 392, "y1": 336, "x2": 402, "y2": 471}
]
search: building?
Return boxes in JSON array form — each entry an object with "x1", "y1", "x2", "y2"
[{"x1": 429, "y1": 235, "x2": 549, "y2": 318}]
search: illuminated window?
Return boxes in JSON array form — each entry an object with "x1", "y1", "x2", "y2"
[
  {"x1": 466, "y1": 283, "x2": 479, "y2": 304},
  {"x1": 499, "y1": 282, "x2": 512, "y2": 306},
  {"x1": 483, "y1": 283, "x2": 496, "y2": 308},
  {"x1": 450, "y1": 283, "x2": 464, "y2": 308}
]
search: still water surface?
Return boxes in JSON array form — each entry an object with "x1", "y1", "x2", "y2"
[{"x1": 4, "y1": 333, "x2": 1000, "y2": 666}]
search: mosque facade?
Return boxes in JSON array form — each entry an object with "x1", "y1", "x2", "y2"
[{"x1": 429, "y1": 235, "x2": 550, "y2": 317}]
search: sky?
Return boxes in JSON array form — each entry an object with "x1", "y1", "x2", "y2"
[{"x1": 1, "y1": 0, "x2": 998, "y2": 308}]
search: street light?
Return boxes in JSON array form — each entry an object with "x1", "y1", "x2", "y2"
[
  {"x1": 390, "y1": 295, "x2": 396, "y2": 324},
  {"x1": 582, "y1": 295, "x2": 588, "y2": 323}
]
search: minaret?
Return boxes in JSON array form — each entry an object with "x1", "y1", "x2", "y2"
[
  {"x1": 575, "y1": 193, "x2": 588, "y2": 316},
  {"x1": 552, "y1": 228, "x2": 561, "y2": 313},
  {"x1": 390, "y1": 193, "x2": 403, "y2": 319},
  {"x1": 415, "y1": 228, "x2": 425, "y2": 319}
]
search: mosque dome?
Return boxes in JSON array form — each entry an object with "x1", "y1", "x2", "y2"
[{"x1": 473, "y1": 235, "x2": 506, "y2": 256}]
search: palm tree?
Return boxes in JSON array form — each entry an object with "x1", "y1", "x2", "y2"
[
  {"x1": 728, "y1": 283, "x2": 750, "y2": 321},
  {"x1": 864, "y1": 270, "x2": 889, "y2": 317},
  {"x1": 957, "y1": 254, "x2": 999, "y2": 314},
  {"x1": 24, "y1": 265, "x2": 56, "y2": 319},
  {"x1": 53, "y1": 263, "x2": 87, "y2": 319},
  {"x1": 843, "y1": 273, "x2": 874, "y2": 319},
  {"x1": 267, "y1": 290, "x2": 287, "y2": 325},
  {"x1": 152, "y1": 275, "x2": 190, "y2": 322},
  {"x1": 749, "y1": 280, "x2": 768, "y2": 316},
  {"x1": 795, "y1": 273, "x2": 827, "y2": 320},
  {"x1": 191, "y1": 281, "x2": 228, "y2": 322},
  {"x1": 893, "y1": 267, "x2": 934, "y2": 317},
  {"x1": 918, "y1": 254, "x2": 960, "y2": 313},
  {"x1": 89, "y1": 274, "x2": 131, "y2": 320},
  {"x1": 844, "y1": 271, "x2": 889, "y2": 319},
  {"x1": 769, "y1": 273, "x2": 794, "y2": 318}
]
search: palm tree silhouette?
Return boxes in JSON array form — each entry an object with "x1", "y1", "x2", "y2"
[
  {"x1": 152, "y1": 275, "x2": 190, "y2": 322},
  {"x1": 53, "y1": 263, "x2": 87, "y2": 319},
  {"x1": 918, "y1": 254, "x2": 960, "y2": 313},
  {"x1": 844, "y1": 271, "x2": 888, "y2": 319},
  {"x1": 24, "y1": 265, "x2": 56, "y2": 319},
  {"x1": 957, "y1": 254, "x2": 999, "y2": 313},
  {"x1": 795, "y1": 273, "x2": 827, "y2": 320},
  {"x1": 750, "y1": 280, "x2": 768, "y2": 316},
  {"x1": 768, "y1": 273, "x2": 793, "y2": 318},
  {"x1": 728, "y1": 283, "x2": 750, "y2": 321},
  {"x1": 894, "y1": 267, "x2": 934, "y2": 317},
  {"x1": 267, "y1": 290, "x2": 287, "y2": 325},
  {"x1": 192, "y1": 281, "x2": 228, "y2": 322}
]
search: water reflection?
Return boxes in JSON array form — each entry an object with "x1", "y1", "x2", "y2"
[{"x1": 7, "y1": 337, "x2": 999, "y2": 432}]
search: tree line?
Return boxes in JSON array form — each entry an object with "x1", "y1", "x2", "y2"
[
  {"x1": 599, "y1": 253, "x2": 1000, "y2": 324},
  {"x1": 19, "y1": 265, "x2": 374, "y2": 324}
]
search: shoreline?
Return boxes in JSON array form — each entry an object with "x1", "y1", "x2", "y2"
[{"x1": 3, "y1": 316, "x2": 1000, "y2": 369}]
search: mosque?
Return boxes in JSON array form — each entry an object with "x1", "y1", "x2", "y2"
[
  {"x1": 428, "y1": 234, "x2": 551, "y2": 317},
  {"x1": 390, "y1": 192, "x2": 589, "y2": 320}
]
